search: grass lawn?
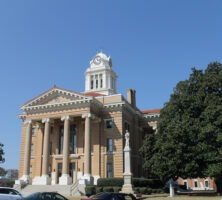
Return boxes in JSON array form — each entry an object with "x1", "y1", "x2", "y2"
[{"x1": 66, "y1": 194, "x2": 222, "y2": 200}]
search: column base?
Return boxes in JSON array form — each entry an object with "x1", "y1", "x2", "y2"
[
  {"x1": 15, "y1": 175, "x2": 31, "y2": 185},
  {"x1": 59, "y1": 174, "x2": 72, "y2": 185},
  {"x1": 33, "y1": 174, "x2": 51, "y2": 185},
  {"x1": 79, "y1": 174, "x2": 94, "y2": 185}
]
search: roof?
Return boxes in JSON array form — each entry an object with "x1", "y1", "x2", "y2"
[
  {"x1": 141, "y1": 108, "x2": 161, "y2": 114},
  {"x1": 82, "y1": 92, "x2": 106, "y2": 97},
  {"x1": 21, "y1": 85, "x2": 107, "y2": 107}
]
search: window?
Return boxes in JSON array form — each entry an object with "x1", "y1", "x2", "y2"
[
  {"x1": 105, "y1": 119, "x2": 113, "y2": 129},
  {"x1": 100, "y1": 78, "x2": 103, "y2": 88},
  {"x1": 184, "y1": 181, "x2": 187, "y2": 189},
  {"x1": 70, "y1": 125, "x2": 77, "y2": 154},
  {"x1": 107, "y1": 138, "x2": 113, "y2": 152},
  {"x1": 59, "y1": 126, "x2": 64, "y2": 154},
  {"x1": 50, "y1": 142, "x2": 53, "y2": 155},
  {"x1": 31, "y1": 144, "x2": 34, "y2": 156},
  {"x1": 96, "y1": 79, "x2": 98, "y2": 88},
  {"x1": 30, "y1": 165, "x2": 32, "y2": 178},
  {"x1": 48, "y1": 165, "x2": 52, "y2": 177},
  {"x1": 107, "y1": 163, "x2": 113, "y2": 178},
  {"x1": 194, "y1": 180, "x2": 198, "y2": 188},
  {"x1": 124, "y1": 122, "x2": 130, "y2": 132},
  {"x1": 91, "y1": 80, "x2": 94, "y2": 89},
  {"x1": 50, "y1": 126, "x2": 53, "y2": 134},
  {"x1": 205, "y1": 180, "x2": 209, "y2": 187},
  {"x1": 31, "y1": 128, "x2": 35, "y2": 136}
]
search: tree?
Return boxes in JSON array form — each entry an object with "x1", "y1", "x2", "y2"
[
  {"x1": 0, "y1": 143, "x2": 4, "y2": 164},
  {"x1": 140, "y1": 62, "x2": 222, "y2": 191},
  {"x1": 0, "y1": 167, "x2": 6, "y2": 177}
]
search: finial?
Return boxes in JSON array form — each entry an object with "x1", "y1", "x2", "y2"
[
  {"x1": 99, "y1": 46, "x2": 104, "y2": 53},
  {"x1": 53, "y1": 84, "x2": 57, "y2": 88}
]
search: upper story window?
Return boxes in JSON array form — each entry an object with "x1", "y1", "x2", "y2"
[
  {"x1": 107, "y1": 138, "x2": 113, "y2": 152},
  {"x1": 32, "y1": 128, "x2": 35, "y2": 136},
  {"x1": 91, "y1": 80, "x2": 94, "y2": 89},
  {"x1": 124, "y1": 121, "x2": 130, "y2": 132},
  {"x1": 50, "y1": 126, "x2": 53, "y2": 134},
  {"x1": 50, "y1": 142, "x2": 53, "y2": 155},
  {"x1": 100, "y1": 78, "x2": 103, "y2": 88},
  {"x1": 59, "y1": 126, "x2": 64, "y2": 154},
  {"x1": 70, "y1": 124, "x2": 77, "y2": 154},
  {"x1": 105, "y1": 119, "x2": 113, "y2": 129}
]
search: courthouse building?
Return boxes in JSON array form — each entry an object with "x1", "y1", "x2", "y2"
[{"x1": 17, "y1": 52, "x2": 156, "y2": 187}]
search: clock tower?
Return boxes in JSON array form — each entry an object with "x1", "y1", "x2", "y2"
[{"x1": 84, "y1": 52, "x2": 117, "y2": 95}]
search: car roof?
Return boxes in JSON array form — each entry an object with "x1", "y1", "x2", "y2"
[{"x1": 0, "y1": 187, "x2": 15, "y2": 189}]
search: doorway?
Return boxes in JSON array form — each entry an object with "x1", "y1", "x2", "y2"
[
  {"x1": 57, "y1": 163, "x2": 62, "y2": 184},
  {"x1": 69, "y1": 162, "x2": 76, "y2": 183}
]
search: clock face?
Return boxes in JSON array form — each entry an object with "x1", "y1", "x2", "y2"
[{"x1": 93, "y1": 56, "x2": 101, "y2": 65}]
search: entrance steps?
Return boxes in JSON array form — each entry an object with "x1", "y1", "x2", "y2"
[{"x1": 14, "y1": 182, "x2": 85, "y2": 197}]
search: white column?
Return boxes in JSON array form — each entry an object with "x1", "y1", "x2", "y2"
[
  {"x1": 17, "y1": 120, "x2": 32, "y2": 184},
  {"x1": 37, "y1": 118, "x2": 52, "y2": 185},
  {"x1": 79, "y1": 113, "x2": 94, "y2": 185},
  {"x1": 59, "y1": 115, "x2": 72, "y2": 185}
]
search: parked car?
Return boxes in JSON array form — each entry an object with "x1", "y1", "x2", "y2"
[
  {"x1": 0, "y1": 187, "x2": 23, "y2": 200},
  {"x1": 82, "y1": 193, "x2": 136, "y2": 200},
  {"x1": 23, "y1": 192, "x2": 68, "y2": 200}
]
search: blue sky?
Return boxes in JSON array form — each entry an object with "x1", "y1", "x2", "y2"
[{"x1": 0, "y1": 0, "x2": 221, "y2": 169}]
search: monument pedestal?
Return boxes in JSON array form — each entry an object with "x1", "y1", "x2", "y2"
[{"x1": 121, "y1": 131, "x2": 137, "y2": 196}]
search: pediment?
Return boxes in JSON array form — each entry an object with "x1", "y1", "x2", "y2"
[{"x1": 21, "y1": 86, "x2": 92, "y2": 109}]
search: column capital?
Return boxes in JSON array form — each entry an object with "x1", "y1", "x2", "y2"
[
  {"x1": 24, "y1": 119, "x2": 32, "y2": 125},
  {"x1": 42, "y1": 118, "x2": 53, "y2": 123},
  {"x1": 61, "y1": 115, "x2": 70, "y2": 121},
  {"x1": 82, "y1": 113, "x2": 95, "y2": 119}
]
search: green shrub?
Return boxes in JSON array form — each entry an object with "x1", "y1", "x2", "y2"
[
  {"x1": 97, "y1": 178, "x2": 123, "y2": 187},
  {"x1": 139, "y1": 187, "x2": 148, "y2": 194},
  {"x1": 0, "y1": 179, "x2": 14, "y2": 187},
  {"x1": 147, "y1": 188, "x2": 152, "y2": 194},
  {"x1": 96, "y1": 187, "x2": 103, "y2": 194},
  {"x1": 103, "y1": 186, "x2": 114, "y2": 192},
  {"x1": 85, "y1": 186, "x2": 96, "y2": 196},
  {"x1": 132, "y1": 178, "x2": 163, "y2": 189},
  {"x1": 134, "y1": 187, "x2": 140, "y2": 193},
  {"x1": 113, "y1": 187, "x2": 121, "y2": 192},
  {"x1": 151, "y1": 188, "x2": 164, "y2": 194}
]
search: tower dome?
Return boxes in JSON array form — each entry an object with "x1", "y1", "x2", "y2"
[{"x1": 84, "y1": 52, "x2": 117, "y2": 95}]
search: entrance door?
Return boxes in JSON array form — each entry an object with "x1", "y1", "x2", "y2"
[
  {"x1": 57, "y1": 163, "x2": 62, "y2": 184},
  {"x1": 69, "y1": 162, "x2": 76, "y2": 183}
]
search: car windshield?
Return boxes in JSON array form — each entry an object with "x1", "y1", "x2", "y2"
[
  {"x1": 91, "y1": 193, "x2": 112, "y2": 199},
  {"x1": 0, "y1": 188, "x2": 20, "y2": 195},
  {"x1": 25, "y1": 193, "x2": 39, "y2": 199}
]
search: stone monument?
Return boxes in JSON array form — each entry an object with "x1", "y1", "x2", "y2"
[{"x1": 121, "y1": 130, "x2": 136, "y2": 195}]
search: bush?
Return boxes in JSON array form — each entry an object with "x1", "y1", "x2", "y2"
[
  {"x1": 151, "y1": 188, "x2": 164, "y2": 194},
  {"x1": 139, "y1": 187, "x2": 148, "y2": 194},
  {"x1": 113, "y1": 187, "x2": 121, "y2": 192},
  {"x1": 132, "y1": 178, "x2": 163, "y2": 189},
  {"x1": 103, "y1": 186, "x2": 114, "y2": 192},
  {"x1": 134, "y1": 187, "x2": 140, "y2": 193},
  {"x1": 85, "y1": 186, "x2": 96, "y2": 196},
  {"x1": 97, "y1": 178, "x2": 123, "y2": 187},
  {"x1": 0, "y1": 179, "x2": 14, "y2": 187},
  {"x1": 96, "y1": 187, "x2": 103, "y2": 194}
]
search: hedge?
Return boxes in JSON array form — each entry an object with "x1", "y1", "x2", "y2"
[
  {"x1": 85, "y1": 186, "x2": 96, "y2": 196},
  {"x1": 97, "y1": 178, "x2": 163, "y2": 189},
  {"x1": 103, "y1": 186, "x2": 114, "y2": 192},
  {"x1": 97, "y1": 178, "x2": 123, "y2": 187}
]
